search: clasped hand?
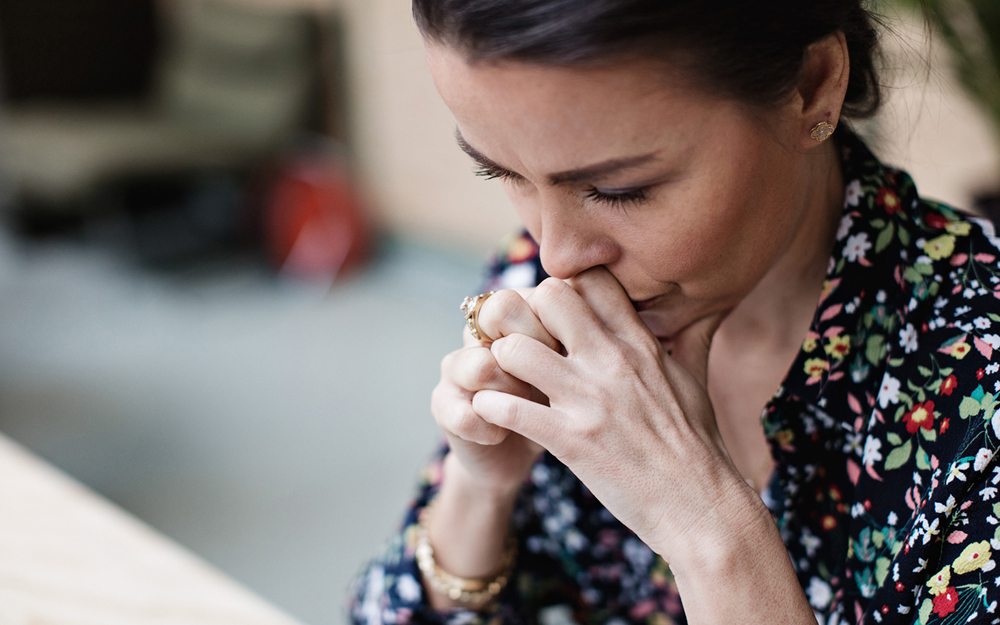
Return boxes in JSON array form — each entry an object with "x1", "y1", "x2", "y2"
[{"x1": 433, "y1": 266, "x2": 755, "y2": 565}]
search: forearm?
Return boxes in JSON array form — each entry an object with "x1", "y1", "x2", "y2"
[
  {"x1": 668, "y1": 487, "x2": 815, "y2": 625},
  {"x1": 423, "y1": 452, "x2": 520, "y2": 611}
]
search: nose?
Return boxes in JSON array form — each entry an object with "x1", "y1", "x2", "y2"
[{"x1": 536, "y1": 206, "x2": 620, "y2": 280}]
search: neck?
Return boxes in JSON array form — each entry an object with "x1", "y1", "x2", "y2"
[{"x1": 720, "y1": 139, "x2": 845, "y2": 351}]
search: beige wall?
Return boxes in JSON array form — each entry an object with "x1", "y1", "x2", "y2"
[
  {"x1": 871, "y1": 7, "x2": 1000, "y2": 212},
  {"x1": 329, "y1": 1, "x2": 999, "y2": 255},
  {"x1": 334, "y1": 0, "x2": 519, "y2": 255}
]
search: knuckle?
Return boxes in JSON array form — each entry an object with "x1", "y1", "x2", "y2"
[
  {"x1": 466, "y1": 348, "x2": 499, "y2": 388},
  {"x1": 490, "y1": 288, "x2": 522, "y2": 313},
  {"x1": 532, "y1": 277, "x2": 570, "y2": 308},
  {"x1": 431, "y1": 379, "x2": 471, "y2": 413},
  {"x1": 493, "y1": 395, "x2": 522, "y2": 431},
  {"x1": 604, "y1": 345, "x2": 639, "y2": 378},
  {"x1": 594, "y1": 389, "x2": 620, "y2": 419},
  {"x1": 432, "y1": 379, "x2": 508, "y2": 445},
  {"x1": 431, "y1": 383, "x2": 444, "y2": 416},
  {"x1": 487, "y1": 290, "x2": 522, "y2": 331},
  {"x1": 450, "y1": 406, "x2": 503, "y2": 445},
  {"x1": 491, "y1": 332, "x2": 525, "y2": 361},
  {"x1": 633, "y1": 332, "x2": 663, "y2": 361},
  {"x1": 431, "y1": 384, "x2": 461, "y2": 424},
  {"x1": 570, "y1": 413, "x2": 604, "y2": 448},
  {"x1": 453, "y1": 407, "x2": 480, "y2": 437},
  {"x1": 444, "y1": 347, "x2": 497, "y2": 390},
  {"x1": 430, "y1": 384, "x2": 451, "y2": 424},
  {"x1": 443, "y1": 405, "x2": 479, "y2": 439},
  {"x1": 480, "y1": 422, "x2": 507, "y2": 446}
]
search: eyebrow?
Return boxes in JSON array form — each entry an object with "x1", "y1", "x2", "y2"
[{"x1": 455, "y1": 129, "x2": 661, "y2": 186}]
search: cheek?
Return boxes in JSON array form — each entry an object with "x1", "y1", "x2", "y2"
[{"x1": 625, "y1": 169, "x2": 793, "y2": 299}]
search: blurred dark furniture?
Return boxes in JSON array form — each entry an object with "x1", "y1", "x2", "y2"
[
  {"x1": 0, "y1": 0, "x2": 159, "y2": 101},
  {"x1": 0, "y1": 0, "x2": 344, "y2": 222}
]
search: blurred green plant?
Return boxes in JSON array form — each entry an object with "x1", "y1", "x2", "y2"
[{"x1": 893, "y1": 0, "x2": 1000, "y2": 136}]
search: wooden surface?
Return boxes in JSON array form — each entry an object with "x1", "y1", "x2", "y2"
[{"x1": 0, "y1": 434, "x2": 302, "y2": 625}]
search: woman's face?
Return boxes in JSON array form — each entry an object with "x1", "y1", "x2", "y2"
[{"x1": 428, "y1": 45, "x2": 820, "y2": 343}]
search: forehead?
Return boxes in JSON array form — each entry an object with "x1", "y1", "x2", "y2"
[{"x1": 426, "y1": 43, "x2": 732, "y2": 170}]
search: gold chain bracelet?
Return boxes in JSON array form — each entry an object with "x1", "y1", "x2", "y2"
[{"x1": 414, "y1": 497, "x2": 517, "y2": 605}]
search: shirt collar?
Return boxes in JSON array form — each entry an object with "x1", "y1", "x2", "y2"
[{"x1": 764, "y1": 127, "x2": 916, "y2": 434}]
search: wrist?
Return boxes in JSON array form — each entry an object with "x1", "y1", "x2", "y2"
[
  {"x1": 423, "y1": 452, "x2": 520, "y2": 584},
  {"x1": 441, "y1": 452, "x2": 524, "y2": 506},
  {"x1": 664, "y1": 480, "x2": 773, "y2": 574},
  {"x1": 664, "y1": 486, "x2": 814, "y2": 624},
  {"x1": 417, "y1": 496, "x2": 517, "y2": 605}
]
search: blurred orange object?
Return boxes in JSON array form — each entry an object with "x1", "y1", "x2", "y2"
[{"x1": 264, "y1": 154, "x2": 371, "y2": 280}]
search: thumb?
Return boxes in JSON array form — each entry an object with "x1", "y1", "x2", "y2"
[{"x1": 668, "y1": 312, "x2": 725, "y2": 389}]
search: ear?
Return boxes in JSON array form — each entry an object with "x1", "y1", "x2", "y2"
[{"x1": 794, "y1": 31, "x2": 851, "y2": 150}]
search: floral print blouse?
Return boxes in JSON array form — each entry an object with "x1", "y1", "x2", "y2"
[{"x1": 348, "y1": 130, "x2": 1000, "y2": 625}]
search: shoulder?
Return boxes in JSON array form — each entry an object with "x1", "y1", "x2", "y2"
[
  {"x1": 873, "y1": 199, "x2": 1000, "y2": 475},
  {"x1": 843, "y1": 196, "x2": 1000, "y2": 620}
]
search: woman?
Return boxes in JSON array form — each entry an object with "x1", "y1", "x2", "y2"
[{"x1": 350, "y1": 2, "x2": 1000, "y2": 624}]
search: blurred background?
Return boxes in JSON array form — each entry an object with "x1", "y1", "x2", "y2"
[{"x1": 0, "y1": 1, "x2": 998, "y2": 623}]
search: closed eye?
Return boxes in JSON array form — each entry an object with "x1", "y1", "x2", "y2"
[
  {"x1": 476, "y1": 164, "x2": 653, "y2": 210},
  {"x1": 474, "y1": 164, "x2": 524, "y2": 183},
  {"x1": 584, "y1": 186, "x2": 651, "y2": 209}
]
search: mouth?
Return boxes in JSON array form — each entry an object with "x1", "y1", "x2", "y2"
[
  {"x1": 631, "y1": 293, "x2": 667, "y2": 312},
  {"x1": 630, "y1": 296, "x2": 674, "y2": 350}
]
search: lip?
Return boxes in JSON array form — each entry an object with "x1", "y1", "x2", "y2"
[{"x1": 631, "y1": 294, "x2": 667, "y2": 312}]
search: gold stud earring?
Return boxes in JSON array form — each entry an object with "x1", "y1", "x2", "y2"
[{"x1": 810, "y1": 121, "x2": 836, "y2": 143}]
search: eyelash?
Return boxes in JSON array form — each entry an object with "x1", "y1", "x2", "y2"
[
  {"x1": 473, "y1": 164, "x2": 651, "y2": 209},
  {"x1": 473, "y1": 165, "x2": 516, "y2": 182},
  {"x1": 584, "y1": 187, "x2": 650, "y2": 209}
]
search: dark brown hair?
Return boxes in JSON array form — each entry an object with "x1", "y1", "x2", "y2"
[{"x1": 413, "y1": 0, "x2": 883, "y2": 119}]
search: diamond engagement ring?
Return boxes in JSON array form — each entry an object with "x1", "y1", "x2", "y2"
[{"x1": 460, "y1": 291, "x2": 496, "y2": 341}]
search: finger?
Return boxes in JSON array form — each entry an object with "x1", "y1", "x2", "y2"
[
  {"x1": 472, "y1": 389, "x2": 558, "y2": 451},
  {"x1": 446, "y1": 345, "x2": 534, "y2": 397},
  {"x1": 477, "y1": 289, "x2": 561, "y2": 352},
  {"x1": 490, "y1": 333, "x2": 569, "y2": 398},
  {"x1": 668, "y1": 312, "x2": 724, "y2": 389},
  {"x1": 565, "y1": 267, "x2": 649, "y2": 342},
  {"x1": 524, "y1": 277, "x2": 612, "y2": 352},
  {"x1": 462, "y1": 323, "x2": 480, "y2": 348},
  {"x1": 431, "y1": 382, "x2": 510, "y2": 445}
]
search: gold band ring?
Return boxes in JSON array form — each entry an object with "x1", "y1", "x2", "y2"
[{"x1": 460, "y1": 291, "x2": 496, "y2": 342}]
